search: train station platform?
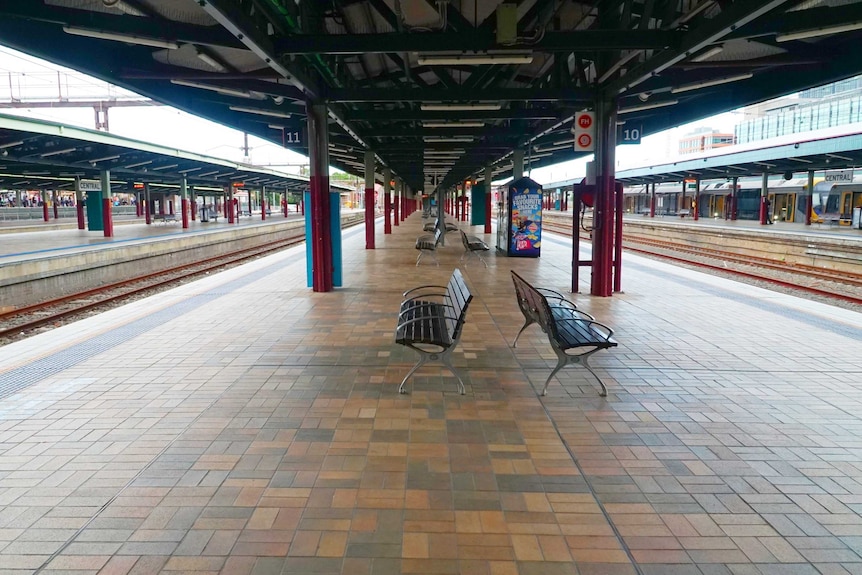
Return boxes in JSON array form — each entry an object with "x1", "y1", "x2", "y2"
[{"x1": 2, "y1": 212, "x2": 862, "y2": 575}]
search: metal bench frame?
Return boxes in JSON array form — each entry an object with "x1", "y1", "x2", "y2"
[
  {"x1": 510, "y1": 271, "x2": 617, "y2": 396},
  {"x1": 459, "y1": 230, "x2": 490, "y2": 267},
  {"x1": 395, "y1": 268, "x2": 473, "y2": 394},
  {"x1": 415, "y1": 228, "x2": 444, "y2": 266}
]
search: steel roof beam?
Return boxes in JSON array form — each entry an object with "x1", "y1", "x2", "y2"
[
  {"x1": 273, "y1": 30, "x2": 680, "y2": 55},
  {"x1": 327, "y1": 88, "x2": 592, "y2": 103}
]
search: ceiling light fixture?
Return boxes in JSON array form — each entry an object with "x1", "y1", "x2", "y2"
[
  {"x1": 151, "y1": 164, "x2": 179, "y2": 171},
  {"x1": 89, "y1": 154, "x2": 120, "y2": 163},
  {"x1": 691, "y1": 45, "x2": 724, "y2": 62},
  {"x1": 776, "y1": 21, "x2": 862, "y2": 42},
  {"x1": 423, "y1": 136, "x2": 474, "y2": 143},
  {"x1": 123, "y1": 160, "x2": 152, "y2": 169},
  {"x1": 417, "y1": 53, "x2": 534, "y2": 66},
  {"x1": 229, "y1": 106, "x2": 293, "y2": 119},
  {"x1": 618, "y1": 99, "x2": 679, "y2": 114},
  {"x1": 178, "y1": 167, "x2": 202, "y2": 174},
  {"x1": 671, "y1": 73, "x2": 753, "y2": 93},
  {"x1": 63, "y1": 26, "x2": 179, "y2": 49},
  {"x1": 422, "y1": 121, "x2": 486, "y2": 128},
  {"x1": 195, "y1": 49, "x2": 226, "y2": 72},
  {"x1": 420, "y1": 103, "x2": 502, "y2": 111},
  {"x1": 197, "y1": 170, "x2": 220, "y2": 177},
  {"x1": 171, "y1": 80, "x2": 265, "y2": 100},
  {"x1": 826, "y1": 153, "x2": 854, "y2": 161},
  {"x1": 535, "y1": 143, "x2": 572, "y2": 153},
  {"x1": 40, "y1": 147, "x2": 76, "y2": 157},
  {"x1": 0, "y1": 140, "x2": 23, "y2": 149}
]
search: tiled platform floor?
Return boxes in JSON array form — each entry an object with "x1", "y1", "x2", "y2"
[{"x1": 1, "y1": 213, "x2": 862, "y2": 575}]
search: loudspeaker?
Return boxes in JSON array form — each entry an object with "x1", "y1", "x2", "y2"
[{"x1": 784, "y1": 170, "x2": 793, "y2": 180}]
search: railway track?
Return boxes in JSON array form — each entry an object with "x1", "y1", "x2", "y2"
[
  {"x1": 542, "y1": 220, "x2": 862, "y2": 308},
  {"x1": 0, "y1": 230, "x2": 307, "y2": 345}
]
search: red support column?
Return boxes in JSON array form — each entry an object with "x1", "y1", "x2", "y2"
[
  {"x1": 383, "y1": 168, "x2": 392, "y2": 234},
  {"x1": 52, "y1": 191, "x2": 59, "y2": 220},
  {"x1": 76, "y1": 200, "x2": 85, "y2": 229},
  {"x1": 307, "y1": 102, "x2": 333, "y2": 292},
  {"x1": 182, "y1": 198, "x2": 190, "y2": 228},
  {"x1": 261, "y1": 198, "x2": 266, "y2": 221},
  {"x1": 759, "y1": 172, "x2": 769, "y2": 225},
  {"x1": 101, "y1": 171, "x2": 114, "y2": 237},
  {"x1": 42, "y1": 194, "x2": 49, "y2": 222},
  {"x1": 590, "y1": 99, "x2": 617, "y2": 297},
  {"x1": 364, "y1": 150, "x2": 376, "y2": 249},
  {"x1": 484, "y1": 166, "x2": 493, "y2": 234},
  {"x1": 393, "y1": 179, "x2": 400, "y2": 226},
  {"x1": 693, "y1": 180, "x2": 700, "y2": 221},
  {"x1": 613, "y1": 182, "x2": 624, "y2": 293},
  {"x1": 805, "y1": 171, "x2": 813, "y2": 226}
]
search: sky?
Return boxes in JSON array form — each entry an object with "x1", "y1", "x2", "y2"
[{"x1": 0, "y1": 45, "x2": 741, "y2": 186}]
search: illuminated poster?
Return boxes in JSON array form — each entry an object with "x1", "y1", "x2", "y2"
[{"x1": 507, "y1": 177, "x2": 542, "y2": 257}]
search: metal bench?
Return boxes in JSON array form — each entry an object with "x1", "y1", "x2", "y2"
[
  {"x1": 459, "y1": 230, "x2": 490, "y2": 267},
  {"x1": 395, "y1": 268, "x2": 473, "y2": 394},
  {"x1": 510, "y1": 271, "x2": 617, "y2": 396},
  {"x1": 415, "y1": 228, "x2": 443, "y2": 266},
  {"x1": 153, "y1": 213, "x2": 179, "y2": 224},
  {"x1": 424, "y1": 221, "x2": 458, "y2": 233}
]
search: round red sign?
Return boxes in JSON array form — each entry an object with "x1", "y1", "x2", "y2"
[
  {"x1": 577, "y1": 133, "x2": 592, "y2": 148},
  {"x1": 577, "y1": 114, "x2": 593, "y2": 129}
]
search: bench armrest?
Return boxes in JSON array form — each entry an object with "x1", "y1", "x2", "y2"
[
  {"x1": 555, "y1": 317, "x2": 615, "y2": 339},
  {"x1": 536, "y1": 287, "x2": 569, "y2": 299},
  {"x1": 397, "y1": 309, "x2": 458, "y2": 326},
  {"x1": 403, "y1": 285, "x2": 446, "y2": 297},
  {"x1": 399, "y1": 301, "x2": 455, "y2": 319}
]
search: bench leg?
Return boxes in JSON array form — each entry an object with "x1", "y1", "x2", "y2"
[
  {"x1": 399, "y1": 349, "x2": 466, "y2": 395},
  {"x1": 512, "y1": 317, "x2": 535, "y2": 348},
  {"x1": 399, "y1": 354, "x2": 429, "y2": 394},
  {"x1": 541, "y1": 349, "x2": 608, "y2": 397}
]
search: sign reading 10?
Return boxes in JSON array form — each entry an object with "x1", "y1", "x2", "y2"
[{"x1": 618, "y1": 125, "x2": 642, "y2": 145}]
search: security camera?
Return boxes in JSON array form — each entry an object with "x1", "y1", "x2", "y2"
[
  {"x1": 638, "y1": 92, "x2": 651, "y2": 102},
  {"x1": 273, "y1": 96, "x2": 285, "y2": 105}
]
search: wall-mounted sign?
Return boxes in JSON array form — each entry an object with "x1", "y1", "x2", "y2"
[
  {"x1": 272, "y1": 124, "x2": 307, "y2": 147},
  {"x1": 824, "y1": 169, "x2": 854, "y2": 182},
  {"x1": 79, "y1": 179, "x2": 101, "y2": 192},
  {"x1": 573, "y1": 111, "x2": 595, "y2": 152},
  {"x1": 617, "y1": 124, "x2": 643, "y2": 145}
]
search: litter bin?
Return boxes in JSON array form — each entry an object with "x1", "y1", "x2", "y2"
[{"x1": 853, "y1": 206, "x2": 862, "y2": 229}]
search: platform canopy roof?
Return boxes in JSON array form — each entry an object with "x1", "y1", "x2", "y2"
[
  {"x1": 2, "y1": 1, "x2": 861, "y2": 192},
  {"x1": 615, "y1": 126, "x2": 862, "y2": 184},
  {"x1": 0, "y1": 112, "x2": 351, "y2": 193}
]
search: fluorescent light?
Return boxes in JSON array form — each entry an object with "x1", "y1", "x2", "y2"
[
  {"x1": 671, "y1": 73, "x2": 753, "y2": 93},
  {"x1": 0, "y1": 140, "x2": 23, "y2": 149},
  {"x1": 197, "y1": 170, "x2": 220, "y2": 177},
  {"x1": 151, "y1": 164, "x2": 178, "y2": 171},
  {"x1": 196, "y1": 50, "x2": 226, "y2": 72},
  {"x1": 171, "y1": 80, "x2": 265, "y2": 100},
  {"x1": 826, "y1": 153, "x2": 854, "y2": 161},
  {"x1": 691, "y1": 45, "x2": 724, "y2": 62},
  {"x1": 178, "y1": 167, "x2": 202, "y2": 174},
  {"x1": 535, "y1": 143, "x2": 572, "y2": 153},
  {"x1": 89, "y1": 155, "x2": 120, "y2": 163},
  {"x1": 124, "y1": 160, "x2": 152, "y2": 169},
  {"x1": 40, "y1": 147, "x2": 76, "y2": 157},
  {"x1": 229, "y1": 106, "x2": 293, "y2": 119},
  {"x1": 422, "y1": 121, "x2": 485, "y2": 128},
  {"x1": 776, "y1": 22, "x2": 862, "y2": 42},
  {"x1": 787, "y1": 157, "x2": 812, "y2": 163},
  {"x1": 423, "y1": 136, "x2": 474, "y2": 142},
  {"x1": 63, "y1": 26, "x2": 179, "y2": 49},
  {"x1": 420, "y1": 103, "x2": 501, "y2": 111},
  {"x1": 618, "y1": 99, "x2": 679, "y2": 114},
  {"x1": 418, "y1": 53, "x2": 533, "y2": 66}
]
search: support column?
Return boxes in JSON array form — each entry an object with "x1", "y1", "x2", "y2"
[
  {"x1": 75, "y1": 176, "x2": 85, "y2": 229},
  {"x1": 190, "y1": 185, "x2": 196, "y2": 221},
  {"x1": 383, "y1": 168, "x2": 392, "y2": 234},
  {"x1": 591, "y1": 98, "x2": 617, "y2": 297},
  {"x1": 731, "y1": 176, "x2": 739, "y2": 221},
  {"x1": 805, "y1": 170, "x2": 814, "y2": 225},
  {"x1": 227, "y1": 185, "x2": 235, "y2": 224},
  {"x1": 393, "y1": 177, "x2": 400, "y2": 226},
  {"x1": 101, "y1": 169, "x2": 114, "y2": 237},
  {"x1": 306, "y1": 101, "x2": 334, "y2": 292},
  {"x1": 650, "y1": 182, "x2": 656, "y2": 217},
  {"x1": 364, "y1": 150, "x2": 375, "y2": 248},
  {"x1": 760, "y1": 172, "x2": 769, "y2": 225},
  {"x1": 484, "y1": 165, "x2": 492, "y2": 234},
  {"x1": 52, "y1": 190, "x2": 59, "y2": 220},
  {"x1": 261, "y1": 185, "x2": 266, "y2": 221},
  {"x1": 144, "y1": 182, "x2": 152, "y2": 224},
  {"x1": 680, "y1": 180, "x2": 686, "y2": 216},
  {"x1": 41, "y1": 190, "x2": 49, "y2": 222},
  {"x1": 512, "y1": 150, "x2": 524, "y2": 180},
  {"x1": 180, "y1": 176, "x2": 190, "y2": 229},
  {"x1": 693, "y1": 179, "x2": 700, "y2": 221}
]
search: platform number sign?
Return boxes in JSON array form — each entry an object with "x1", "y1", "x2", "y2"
[
  {"x1": 273, "y1": 124, "x2": 307, "y2": 147},
  {"x1": 618, "y1": 124, "x2": 643, "y2": 145},
  {"x1": 573, "y1": 111, "x2": 595, "y2": 152}
]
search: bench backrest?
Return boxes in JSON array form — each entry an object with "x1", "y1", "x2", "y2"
[
  {"x1": 444, "y1": 268, "x2": 473, "y2": 340},
  {"x1": 511, "y1": 270, "x2": 552, "y2": 330},
  {"x1": 459, "y1": 230, "x2": 470, "y2": 250}
]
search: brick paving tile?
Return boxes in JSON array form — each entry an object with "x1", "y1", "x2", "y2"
[{"x1": 3, "y1": 216, "x2": 862, "y2": 575}]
